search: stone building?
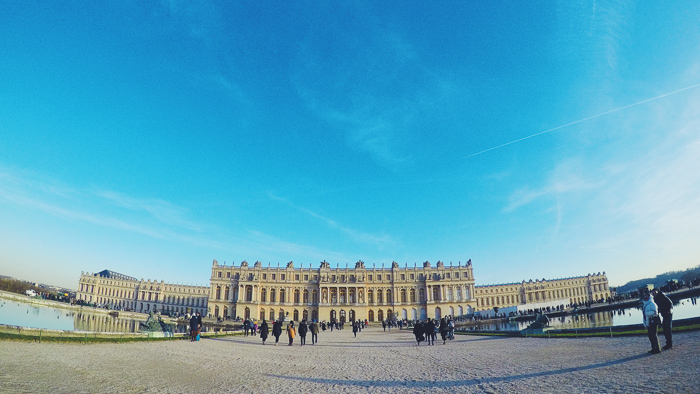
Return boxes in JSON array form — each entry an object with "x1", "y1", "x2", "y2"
[
  {"x1": 75, "y1": 263, "x2": 610, "y2": 322},
  {"x1": 475, "y1": 272, "x2": 610, "y2": 311},
  {"x1": 208, "y1": 259, "x2": 477, "y2": 323},
  {"x1": 76, "y1": 270, "x2": 208, "y2": 316}
]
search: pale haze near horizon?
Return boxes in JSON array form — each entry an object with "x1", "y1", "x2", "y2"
[{"x1": 1, "y1": 2, "x2": 700, "y2": 290}]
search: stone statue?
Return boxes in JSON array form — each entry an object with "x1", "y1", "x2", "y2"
[{"x1": 140, "y1": 311, "x2": 172, "y2": 333}]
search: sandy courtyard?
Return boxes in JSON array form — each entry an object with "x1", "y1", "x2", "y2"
[{"x1": 1, "y1": 326, "x2": 698, "y2": 393}]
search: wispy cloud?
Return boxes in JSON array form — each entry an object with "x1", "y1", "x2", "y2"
[
  {"x1": 291, "y1": 25, "x2": 442, "y2": 170},
  {"x1": 0, "y1": 169, "x2": 219, "y2": 248},
  {"x1": 269, "y1": 193, "x2": 397, "y2": 249},
  {"x1": 503, "y1": 160, "x2": 596, "y2": 213}
]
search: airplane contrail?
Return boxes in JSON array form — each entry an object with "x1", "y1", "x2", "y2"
[{"x1": 464, "y1": 82, "x2": 700, "y2": 159}]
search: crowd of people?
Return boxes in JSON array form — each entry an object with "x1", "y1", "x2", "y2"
[{"x1": 411, "y1": 317, "x2": 455, "y2": 345}]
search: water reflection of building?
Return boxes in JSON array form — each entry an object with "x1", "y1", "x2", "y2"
[
  {"x1": 475, "y1": 273, "x2": 611, "y2": 311},
  {"x1": 73, "y1": 312, "x2": 140, "y2": 333},
  {"x1": 76, "y1": 270, "x2": 208, "y2": 316},
  {"x1": 208, "y1": 259, "x2": 477, "y2": 323}
]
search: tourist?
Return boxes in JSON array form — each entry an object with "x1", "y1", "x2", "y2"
[
  {"x1": 641, "y1": 291, "x2": 661, "y2": 354},
  {"x1": 298, "y1": 320, "x2": 308, "y2": 346},
  {"x1": 652, "y1": 288, "x2": 673, "y2": 350},
  {"x1": 425, "y1": 319, "x2": 435, "y2": 345},
  {"x1": 253, "y1": 321, "x2": 258, "y2": 336},
  {"x1": 243, "y1": 318, "x2": 250, "y2": 337},
  {"x1": 286, "y1": 320, "x2": 296, "y2": 346},
  {"x1": 259, "y1": 319, "x2": 269, "y2": 345},
  {"x1": 382, "y1": 320, "x2": 386, "y2": 332},
  {"x1": 352, "y1": 320, "x2": 358, "y2": 337},
  {"x1": 272, "y1": 320, "x2": 282, "y2": 346},
  {"x1": 189, "y1": 313, "x2": 198, "y2": 341},
  {"x1": 439, "y1": 318, "x2": 449, "y2": 344},
  {"x1": 195, "y1": 312, "x2": 202, "y2": 341},
  {"x1": 310, "y1": 319, "x2": 319, "y2": 345},
  {"x1": 413, "y1": 321, "x2": 424, "y2": 345}
]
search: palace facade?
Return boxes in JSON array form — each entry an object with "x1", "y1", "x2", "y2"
[
  {"x1": 76, "y1": 270, "x2": 209, "y2": 316},
  {"x1": 208, "y1": 259, "x2": 476, "y2": 323},
  {"x1": 474, "y1": 273, "x2": 610, "y2": 311},
  {"x1": 75, "y1": 261, "x2": 611, "y2": 322}
]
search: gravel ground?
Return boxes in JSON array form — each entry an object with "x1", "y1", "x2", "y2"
[{"x1": 1, "y1": 326, "x2": 698, "y2": 393}]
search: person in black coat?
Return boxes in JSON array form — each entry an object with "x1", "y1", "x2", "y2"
[
  {"x1": 298, "y1": 320, "x2": 308, "y2": 346},
  {"x1": 439, "y1": 318, "x2": 449, "y2": 344},
  {"x1": 413, "y1": 321, "x2": 424, "y2": 345},
  {"x1": 272, "y1": 320, "x2": 283, "y2": 346},
  {"x1": 259, "y1": 319, "x2": 269, "y2": 345},
  {"x1": 424, "y1": 319, "x2": 435, "y2": 345},
  {"x1": 189, "y1": 314, "x2": 198, "y2": 341},
  {"x1": 652, "y1": 288, "x2": 673, "y2": 350}
]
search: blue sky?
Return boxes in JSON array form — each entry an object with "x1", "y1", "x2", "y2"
[{"x1": 1, "y1": 2, "x2": 699, "y2": 290}]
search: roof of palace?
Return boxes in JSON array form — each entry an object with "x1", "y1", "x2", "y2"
[{"x1": 95, "y1": 269, "x2": 137, "y2": 282}]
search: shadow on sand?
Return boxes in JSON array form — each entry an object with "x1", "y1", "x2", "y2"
[{"x1": 267, "y1": 353, "x2": 650, "y2": 388}]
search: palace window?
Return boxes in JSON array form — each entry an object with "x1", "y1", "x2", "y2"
[
  {"x1": 227, "y1": 272, "x2": 230, "y2": 278},
  {"x1": 368, "y1": 275, "x2": 373, "y2": 281},
  {"x1": 378, "y1": 275, "x2": 382, "y2": 281},
  {"x1": 263, "y1": 274, "x2": 267, "y2": 280},
  {"x1": 218, "y1": 272, "x2": 222, "y2": 278},
  {"x1": 410, "y1": 274, "x2": 415, "y2": 280},
  {"x1": 272, "y1": 274, "x2": 276, "y2": 280},
  {"x1": 281, "y1": 274, "x2": 285, "y2": 280},
  {"x1": 295, "y1": 274, "x2": 299, "y2": 281},
  {"x1": 304, "y1": 275, "x2": 309, "y2": 281},
  {"x1": 401, "y1": 274, "x2": 405, "y2": 280}
]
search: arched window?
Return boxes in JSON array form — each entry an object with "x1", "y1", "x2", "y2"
[
  {"x1": 215, "y1": 286, "x2": 221, "y2": 300},
  {"x1": 280, "y1": 289, "x2": 286, "y2": 303},
  {"x1": 410, "y1": 289, "x2": 416, "y2": 303},
  {"x1": 270, "y1": 289, "x2": 276, "y2": 303},
  {"x1": 303, "y1": 289, "x2": 309, "y2": 303},
  {"x1": 368, "y1": 309, "x2": 374, "y2": 322},
  {"x1": 245, "y1": 286, "x2": 253, "y2": 302},
  {"x1": 312, "y1": 290, "x2": 318, "y2": 304},
  {"x1": 377, "y1": 290, "x2": 383, "y2": 304},
  {"x1": 367, "y1": 290, "x2": 374, "y2": 304},
  {"x1": 261, "y1": 289, "x2": 267, "y2": 303},
  {"x1": 419, "y1": 288, "x2": 425, "y2": 303},
  {"x1": 386, "y1": 290, "x2": 392, "y2": 304},
  {"x1": 260, "y1": 309, "x2": 265, "y2": 320},
  {"x1": 278, "y1": 309, "x2": 285, "y2": 320},
  {"x1": 294, "y1": 289, "x2": 300, "y2": 304},
  {"x1": 293, "y1": 309, "x2": 299, "y2": 321},
  {"x1": 224, "y1": 286, "x2": 230, "y2": 300},
  {"x1": 269, "y1": 309, "x2": 275, "y2": 321},
  {"x1": 401, "y1": 289, "x2": 407, "y2": 303}
]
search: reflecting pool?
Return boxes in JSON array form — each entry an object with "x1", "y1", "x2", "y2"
[
  {"x1": 466, "y1": 296, "x2": 700, "y2": 332},
  {"x1": 0, "y1": 298, "x2": 192, "y2": 333}
]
